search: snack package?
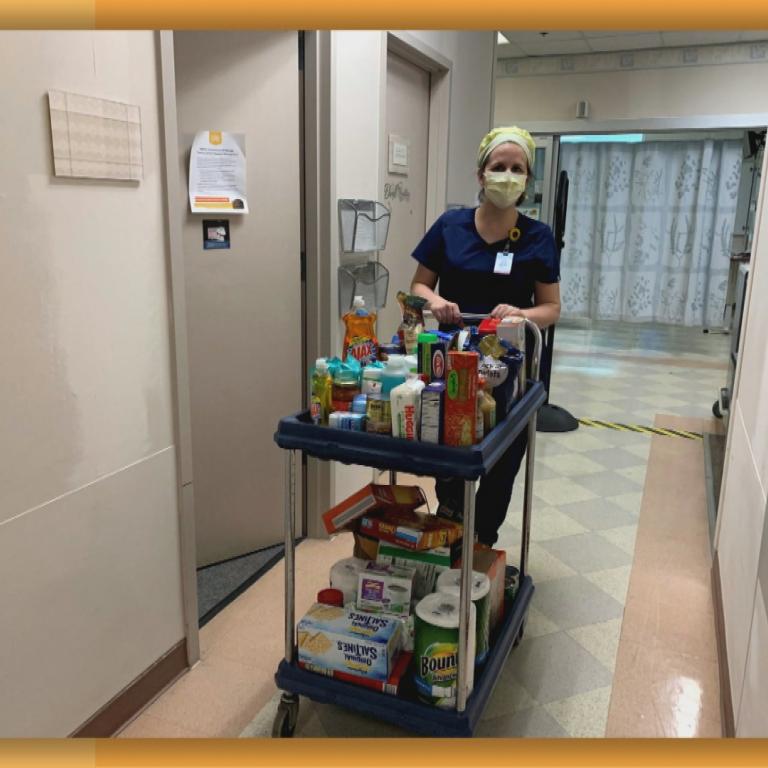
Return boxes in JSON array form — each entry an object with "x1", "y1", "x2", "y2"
[
  {"x1": 297, "y1": 603, "x2": 401, "y2": 682},
  {"x1": 322, "y1": 483, "x2": 427, "y2": 535},
  {"x1": 396, "y1": 291, "x2": 427, "y2": 355},
  {"x1": 342, "y1": 297, "x2": 379, "y2": 366},
  {"x1": 359, "y1": 507, "x2": 462, "y2": 551}
]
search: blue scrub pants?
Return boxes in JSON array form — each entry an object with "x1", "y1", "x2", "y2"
[{"x1": 435, "y1": 428, "x2": 528, "y2": 547}]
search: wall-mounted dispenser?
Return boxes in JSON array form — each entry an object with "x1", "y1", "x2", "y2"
[
  {"x1": 338, "y1": 199, "x2": 390, "y2": 253},
  {"x1": 337, "y1": 199, "x2": 391, "y2": 313}
]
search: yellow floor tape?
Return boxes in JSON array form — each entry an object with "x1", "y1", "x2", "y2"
[{"x1": 578, "y1": 418, "x2": 703, "y2": 440}]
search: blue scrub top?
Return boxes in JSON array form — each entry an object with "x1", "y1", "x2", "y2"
[{"x1": 411, "y1": 207, "x2": 559, "y2": 315}]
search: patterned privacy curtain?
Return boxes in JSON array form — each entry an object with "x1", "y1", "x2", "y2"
[{"x1": 559, "y1": 139, "x2": 742, "y2": 326}]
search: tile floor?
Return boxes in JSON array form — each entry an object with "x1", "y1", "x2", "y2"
[{"x1": 119, "y1": 321, "x2": 730, "y2": 740}]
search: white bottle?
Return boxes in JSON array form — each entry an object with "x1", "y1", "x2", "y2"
[
  {"x1": 390, "y1": 378, "x2": 425, "y2": 440},
  {"x1": 361, "y1": 365, "x2": 383, "y2": 395}
]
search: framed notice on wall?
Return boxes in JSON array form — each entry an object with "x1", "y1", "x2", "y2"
[{"x1": 189, "y1": 131, "x2": 249, "y2": 214}]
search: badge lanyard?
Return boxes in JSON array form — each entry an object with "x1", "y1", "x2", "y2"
[{"x1": 494, "y1": 226, "x2": 521, "y2": 275}]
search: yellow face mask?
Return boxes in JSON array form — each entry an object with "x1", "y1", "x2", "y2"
[{"x1": 483, "y1": 170, "x2": 527, "y2": 209}]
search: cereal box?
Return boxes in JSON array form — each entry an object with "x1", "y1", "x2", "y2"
[
  {"x1": 296, "y1": 603, "x2": 401, "y2": 681},
  {"x1": 444, "y1": 351, "x2": 478, "y2": 447}
]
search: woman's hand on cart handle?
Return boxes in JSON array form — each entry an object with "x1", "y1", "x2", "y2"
[
  {"x1": 490, "y1": 304, "x2": 526, "y2": 320},
  {"x1": 427, "y1": 296, "x2": 462, "y2": 325}
]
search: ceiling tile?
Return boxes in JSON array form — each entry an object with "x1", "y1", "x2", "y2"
[
  {"x1": 661, "y1": 31, "x2": 744, "y2": 46},
  {"x1": 516, "y1": 39, "x2": 592, "y2": 56},
  {"x1": 497, "y1": 41, "x2": 529, "y2": 59},
  {"x1": 581, "y1": 30, "x2": 641, "y2": 39},
  {"x1": 586, "y1": 33, "x2": 664, "y2": 52},
  {"x1": 501, "y1": 30, "x2": 584, "y2": 43},
  {"x1": 737, "y1": 31, "x2": 768, "y2": 42}
]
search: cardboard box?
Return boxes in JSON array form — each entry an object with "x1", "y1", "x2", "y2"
[
  {"x1": 322, "y1": 483, "x2": 427, "y2": 535},
  {"x1": 444, "y1": 352, "x2": 479, "y2": 447},
  {"x1": 376, "y1": 540, "x2": 460, "y2": 599},
  {"x1": 457, "y1": 545, "x2": 506, "y2": 631},
  {"x1": 297, "y1": 603, "x2": 401, "y2": 682},
  {"x1": 299, "y1": 651, "x2": 412, "y2": 695},
  {"x1": 420, "y1": 381, "x2": 445, "y2": 444},
  {"x1": 359, "y1": 507, "x2": 462, "y2": 551},
  {"x1": 352, "y1": 531, "x2": 379, "y2": 561},
  {"x1": 356, "y1": 562, "x2": 415, "y2": 618}
]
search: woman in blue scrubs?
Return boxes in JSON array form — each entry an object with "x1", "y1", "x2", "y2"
[{"x1": 410, "y1": 126, "x2": 561, "y2": 546}]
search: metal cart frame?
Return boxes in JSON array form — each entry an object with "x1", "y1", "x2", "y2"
[{"x1": 272, "y1": 320, "x2": 543, "y2": 737}]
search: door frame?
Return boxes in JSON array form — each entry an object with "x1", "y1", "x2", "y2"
[{"x1": 158, "y1": 29, "x2": 200, "y2": 666}]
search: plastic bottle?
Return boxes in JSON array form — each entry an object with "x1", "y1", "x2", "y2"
[
  {"x1": 342, "y1": 295, "x2": 378, "y2": 366},
  {"x1": 361, "y1": 365, "x2": 383, "y2": 395},
  {"x1": 390, "y1": 378, "x2": 426, "y2": 440},
  {"x1": 478, "y1": 375, "x2": 497, "y2": 438},
  {"x1": 381, "y1": 356, "x2": 411, "y2": 397},
  {"x1": 310, "y1": 358, "x2": 333, "y2": 425}
]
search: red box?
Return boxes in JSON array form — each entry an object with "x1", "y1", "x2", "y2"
[
  {"x1": 299, "y1": 651, "x2": 413, "y2": 696},
  {"x1": 457, "y1": 544, "x2": 506, "y2": 631},
  {"x1": 444, "y1": 351, "x2": 479, "y2": 447},
  {"x1": 477, "y1": 317, "x2": 501, "y2": 335},
  {"x1": 322, "y1": 484, "x2": 427, "y2": 535},
  {"x1": 358, "y1": 507, "x2": 462, "y2": 551}
]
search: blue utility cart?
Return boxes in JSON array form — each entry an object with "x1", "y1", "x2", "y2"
[{"x1": 272, "y1": 319, "x2": 544, "y2": 737}]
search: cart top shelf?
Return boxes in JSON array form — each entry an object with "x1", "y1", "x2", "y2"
[{"x1": 274, "y1": 381, "x2": 546, "y2": 479}]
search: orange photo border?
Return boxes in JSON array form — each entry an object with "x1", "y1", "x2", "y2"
[
  {"x1": 0, "y1": 0, "x2": 767, "y2": 28},
  {"x1": 2, "y1": 4, "x2": 768, "y2": 765}
]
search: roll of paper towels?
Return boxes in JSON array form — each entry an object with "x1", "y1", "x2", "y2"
[{"x1": 329, "y1": 557, "x2": 367, "y2": 606}]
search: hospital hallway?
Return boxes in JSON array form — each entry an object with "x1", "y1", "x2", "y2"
[{"x1": 118, "y1": 322, "x2": 729, "y2": 739}]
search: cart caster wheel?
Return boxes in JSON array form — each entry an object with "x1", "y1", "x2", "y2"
[
  {"x1": 712, "y1": 401, "x2": 722, "y2": 419},
  {"x1": 272, "y1": 695, "x2": 299, "y2": 738}
]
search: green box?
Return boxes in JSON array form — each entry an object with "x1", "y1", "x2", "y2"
[{"x1": 376, "y1": 540, "x2": 459, "y2": 599}]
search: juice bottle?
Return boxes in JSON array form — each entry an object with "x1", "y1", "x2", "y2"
[{"x1": 310, "y1": 358, "x2": 332, "y2": 425}]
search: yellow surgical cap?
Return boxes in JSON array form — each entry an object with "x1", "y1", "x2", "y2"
[{"x1": 477, "y1": 126, "x2": 535, "y2": 171}]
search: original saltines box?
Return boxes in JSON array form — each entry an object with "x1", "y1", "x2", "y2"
[{"x1": 297, "y1": 603, "x2": 402, "y2": 681}]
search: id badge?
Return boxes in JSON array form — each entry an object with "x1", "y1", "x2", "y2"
[{"x1": 494, "y1": 251, "x2": 514, "y2": 275}]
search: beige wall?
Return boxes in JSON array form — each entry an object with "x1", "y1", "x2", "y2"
[
  {"x1": 495, "y1": 61, "x2": 768, "y2": 126},
  {"x1": 715, "y1": 147, "x2": 768, "y2": 735},
  {"x1": 0, "y1": 31, "x2": 185, "y2": 736},
  {"x1": 327, "y1": 30, "x2": 495, "y2": 507}
]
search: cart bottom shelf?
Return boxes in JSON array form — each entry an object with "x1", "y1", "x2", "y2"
[{"x1": 274, "y1": 574, "x2": 534, "y2": 738}]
